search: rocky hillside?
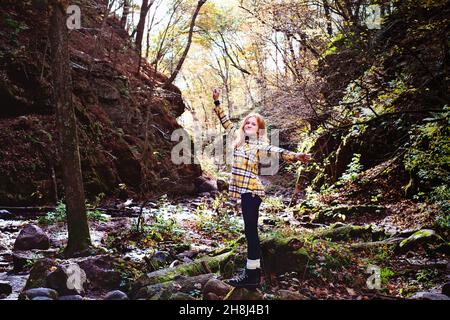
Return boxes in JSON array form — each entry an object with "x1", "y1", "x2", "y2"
[{"x1": 0, "y1": 0, "x2": 202, "y2": 205}]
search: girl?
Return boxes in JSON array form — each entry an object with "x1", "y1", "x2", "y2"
[{"x1": 212, "y1": 88, "x2": 312, "y2": 289}]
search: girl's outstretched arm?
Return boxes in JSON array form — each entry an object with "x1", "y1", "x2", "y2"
[
  {"x1": 256, "y1": 143, "x2": 312, "y2": 163},
  {"x1": 212, "y1": 89, "x2": 235, "y2": 133}
]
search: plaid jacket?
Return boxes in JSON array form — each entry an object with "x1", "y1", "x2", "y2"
[{"x1": 213, "y1": 102, "x2": 300, "y2": 200}]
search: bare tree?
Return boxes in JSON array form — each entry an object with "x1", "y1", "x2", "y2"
[{"x1": 163, "y1": 0, "x2": 207, "y2": 88}]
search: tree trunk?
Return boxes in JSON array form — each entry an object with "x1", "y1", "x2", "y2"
[
  {"x1": 120, "y1": 0, "x2": 130, "y2": 30},
  {"x1": 163, "y1": 0, "x2": 207, "y2": 88},
  {"x1": 48, "y1": 0, "x2": 92, "y2": 257},
  {"x1": 323, "y1": 0, "x2": 333, "y2": 36},
  {"x1": 135, "y1": 0, "x2": 153, "y2": 52}
]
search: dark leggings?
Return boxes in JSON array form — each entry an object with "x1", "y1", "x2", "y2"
[{"x1": 241, "y1": 192, "x2": 262, "y2": 260}]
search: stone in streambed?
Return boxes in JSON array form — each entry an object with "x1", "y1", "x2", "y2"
[
  {"x1": 13, "y1": 224, "x2": 50, "y2": 251},
  {"x1": 0, "y1": 280, "x2": 12, "y2": 296},
  {"x1": 59, "y1": 295, "x2": 84, "y2": 300},
  {"x1": 19, "y1": 287, "x2": 58, "y2": 300},
  {"x1": 104, "y1": 290, "x2": 129, "y2": 300},
  {"x1": 410, "y1": 292, "x2": 450, "y2": 300},
  {"x1": 442, "y1": 282, "x2": 450, "y2": 297}
]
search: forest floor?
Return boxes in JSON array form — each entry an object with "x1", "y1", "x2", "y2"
[{"x1": 1, "y1": 171, "x2": 448, "y2": 300}]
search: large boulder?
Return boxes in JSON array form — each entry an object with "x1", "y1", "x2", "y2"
[
  {"x1": 19, "y1": 287, "x2": 59, "y2": 300},
  {"x1": 13, "y1": 224, "x2": 50, "y2": 251},
  {"x1": 76, "y1": 255, "x2": 122, "y2": 291},
  {"x1": 397, "y1": 229, "x2": 444, "y2": 254},
  {"x1": 23, "y1": 258, "x2": 57, "y2": 290},
  {"x1": 260, "y1": 236, "x2": 309, "y2": 276},
  {"x1": 46, "y1": 263, "x2": 87, "y2": 296}
]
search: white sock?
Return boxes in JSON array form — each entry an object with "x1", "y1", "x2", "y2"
[{"x1": 246, "y1": 259, "x2": 260, "y2": 269}]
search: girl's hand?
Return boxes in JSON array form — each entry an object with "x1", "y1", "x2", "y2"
[
  {"x1": 296, "y1": 153, "x2": 313, "y2": 163},
  {"x1": 212, "y1": 88, "x2": 220, "y2": 101}
]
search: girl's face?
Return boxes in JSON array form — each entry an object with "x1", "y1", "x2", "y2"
[{"x1": 244, "y1": 116, "x2": 258, "y2": 137}]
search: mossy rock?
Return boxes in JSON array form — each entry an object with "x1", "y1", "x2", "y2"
[
  {"x1": 23, "y1": 258, "x2": 57, "y2": 290},
  {"x1": 397, "y1": 229, "x2": 444, "y2": 254},
  {"x1": 260, "y1": 236, "x2": 309, "y2": 276},
  {"x1": 131, "y1": 251, "x2": 234, "y2": 294},
  {"x1": 312, "y1": 224, "x2": 374, "y2": 241},
  {"x1": 312, "y1": 205, "x2": 385, "y2": 223}
]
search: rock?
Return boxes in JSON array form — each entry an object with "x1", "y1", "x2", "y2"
[
  {"x1": 46, "y1": 263, "x2": 87, "y2": 296},
  {"x1": 216, "y1": 179, "x2": 228, "y2": 192},
  {"x1": 59, "y1": 295, "x2": 84, "y2": 300},
  {"x1": 277, "y1": 290, "x2": 309, "y2": 300},
  {"x1": 312, "y1": 224, "x2": 375, "y2": 241},
  {"x1": 204, "y1": 292, "x2": 220, "y2": 300},
  {"x1": 133, "y1": 273, "x2": 215, "y2": 300},
  {"x1": 398, "y1": 229, "x2": 443, "y2": 254},
  {"x1": 410, "y1": 292, "x2": 450, "y2": 300},
  {"x1": 32, "y1": 296, "x2": 54, "y2": 300},
  {"x1": 76, "y1": 255, "x2": 121, "y2": 291},
  {"x1": 12, "y1": 251, "x2": 43, "y2": 272},
  {"x1": 442, "y1": 282, "x2": 450, "y2": 297},
  {"x1": 260, "y1": 236, "x2": 309, "y2": 276},
  {"x1": 146, "y1": 251, "x2": 172, "y2": 270},
  {"x1": 0, "y1": 209, "x2": 13, "y2": 219},
  {"x1": 0, "y1": 280, "x2": 12, "y2": 296},
  {"x1": 13, "y1": 249, "x2": 57, "y2": 272},
  {"x1": 13, "y1": 224, "x2": 50, "y2": 251},
  {"x1": 20, "y1": 287, "x2": 59, "y2": 300},
  {"x1": 202, "y1": 278, "x2": 232, "y2": 299},
  {"x1": 23, "y1": 258, "x2": 57, "y2": 290},
  {"x1": 104, "y1": 290, "x2": 129, "y2": 300},
  {"x1": 224, "y1": 287, "x2": 264, "y2": 300},
  {"x1": 195, "y1": 176, "x2": 217, "y2": 193},
  {"x1": 169, "y1": 292, "x2": 197, "y2": 300}
]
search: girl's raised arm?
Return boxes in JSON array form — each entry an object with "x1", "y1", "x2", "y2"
[{"x1": 212, "y1": 89, "x2": 235, "y2": 133}]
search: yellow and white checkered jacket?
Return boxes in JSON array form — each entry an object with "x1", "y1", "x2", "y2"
[{"x1": 214, "y1": 102, "x2": 300, "y2": 200}]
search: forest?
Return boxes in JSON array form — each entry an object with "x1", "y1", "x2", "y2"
[{"x1": 0, "y1": 0, "x2": 448, "y2": 303}]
